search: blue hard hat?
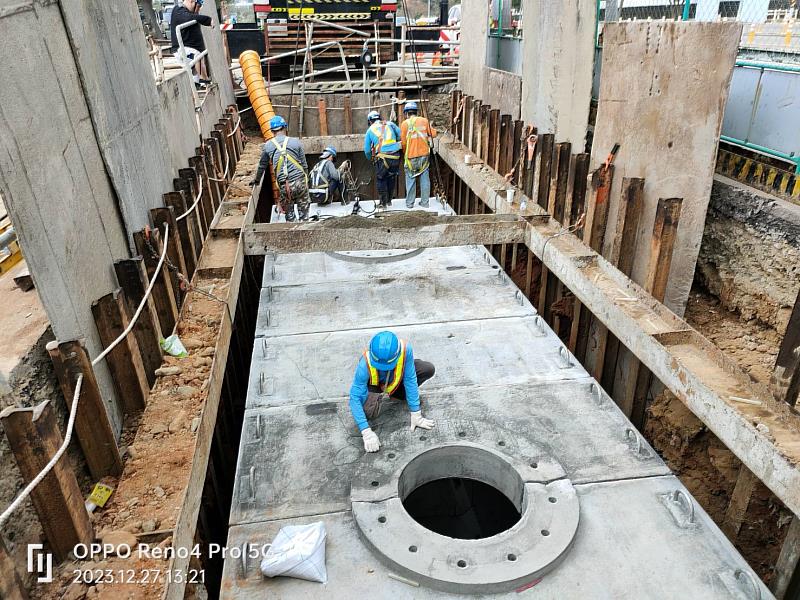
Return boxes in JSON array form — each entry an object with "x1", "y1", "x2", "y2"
[
  {"x1": 321, "y1": 146, "x2": 337, "y2": 158},
  {"x1": 369, "y1": 331, "x2": 401, "y2": 371},
  {"x1": 404, "y1": 101, "x2": 418, "y2": 112},
  {"x1": 367, "y1": 110, "x2": 381, "y2": 123},
  {"x1": 269, "y1": 115, "x2": 287, "y2": 131}
]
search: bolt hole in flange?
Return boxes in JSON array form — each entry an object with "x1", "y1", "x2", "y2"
[
  {"x1": 457, "y1": 560, "x2": 468, "y2": 568},
  {"x1": 507, "y1": 553, "x2": 517, "y2": 562},
  {"x1": 378, "y1": 516, "x2": 387, "y2": 523}
]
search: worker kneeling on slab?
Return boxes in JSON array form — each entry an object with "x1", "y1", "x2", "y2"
[
  {"x1": 364, "y1": 111, "x2": 402, "y2": 209},
  {"x1": 308, "y1": 146, "x2": 342, "y2": 205},
  {"x1": 251, "y1": 115, "x2": 310, "y2": 221},
  {"x1": 350, "y1": 331, "x2": 435, "y2": 453}
]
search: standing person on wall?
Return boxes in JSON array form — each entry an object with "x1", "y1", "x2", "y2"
[
  {"x1": 400, "y1": 101, "x2": 437, "y2": 208},
  {"x1": 170, "y1": 0, "x2": 214, "y2": 88}
]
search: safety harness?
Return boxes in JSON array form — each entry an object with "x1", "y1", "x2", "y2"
[
  {"x1": 363, "y1": 339, "x2": 407, "y2": 395},
  {"x1": 271, "y1": 137, "x2": 308, "y2": 185},
  {"x1": 370, "y1": 122, "x2": 400, "y2": 165},
  {"x1": 403, "y1": 115, "x2": 431, "y2": 177},
  {"x1": 308, "y1": 160, "x2": 330, "y2": 201}
]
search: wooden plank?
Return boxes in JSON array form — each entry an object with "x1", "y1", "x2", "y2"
[
  {"x1": 772, "y1": 290, "x2": 800, "y2": 406},
  {"x1": 46, "y1": 339, "x2": 123, "y2": 479},
  {"x1": 569, "y1": 163, "x2": 615, "y2": 360},
  {"x1": 510, "y1": 120, "x2": 524, "y2": 185},
  {"x1": 189, "y1": 155, "x2": 214, "y2": 235},
  {"x1": 0, "y1": 538, "x2": 27, "y2": 600},
  {"x1": 538, "y1": 142, "x2": 571, "y2": 320},
  {"x1": 627, "y1": 197, "x2": 683, "y2": 425},
  {"x1": 524, "y1": 248, "x2": 533, "y2": 298},
  {"x1": 479, "y1": 105, "x2": 490, "y2": 163},
  {"x1": 343, "y1": 96, "x2": 353, "y2": 135},
  {"x1": 317, "y1": 98, "x2": 329, "y2": 136},
  {"x1": 771, "y1": 515, "x2": 800, "y2": 598},
  {"x1": 535, "y1": 133, "x2": 555, "y2": 209},
  {"x1": 0, "y1": 401, "x2": 94, "y2": 561},
  {"x1": 202, "y1": 144, "x2": 224, "y2": 210},
  {"x1": 164, "y1": 190, "x2": 198, "y2": 277},
  {"x1": 569, "y1": 153, "x2": 591, "y2": 230},
  {"x1": 470, "y1": 99, "x2": 481, "y2": 155},
  {"x1": 91, "y1": 289, "x2": 149, "y2": 413},
  {"x1": 722, "y1": 465, "x2": 758, "y2": 539},
  {"x1": 461, "y1": 95, "x2": 472, "y2": 147},
  {"x1": 179, "y1": 167, "x2": 207, "y2": 246},
  {"x1": 133, "y1": 229, "x2": 179, "y2": 336},
  {"x1": 600, "y1": 177, "x2": 645, "y2": 390},
  {"x1": 244, "y1": 214, "x2": 527, "y2": 254},
  {"x1": 585, "y1": 176, "x2": 644, "y2": 378},
  {"x1": 114, "y1": 257, "x2": 164, "y2": 384},
  {"x1": 151, "y1": 207, "x2": 188, "y2": 306},
  {"x1": 498, "y1": 114, "x2": 512, "y2": 177},
  {"x1": 488, "y1": 109, "x2": 500, "y2": 170}
]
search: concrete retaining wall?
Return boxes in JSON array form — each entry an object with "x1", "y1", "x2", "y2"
[
  {"x1": 0, "y1": 0, "x2": 128, "y2": 427},
  {"x1": 697, "y1": 176, "x2": 800, "y2": 333},
  {"x1": 457, "y1": 0, "x2": 489, "y2": 100},
  {"x1": 483, "y1": 68, "x2": 523, "y2": 120}
]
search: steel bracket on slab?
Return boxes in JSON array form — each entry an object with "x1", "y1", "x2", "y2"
[{"x1": 243, "y1": 214, "x2": 528, "y2": 255}]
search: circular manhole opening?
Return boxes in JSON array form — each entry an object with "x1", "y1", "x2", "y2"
[{"x1": 399, "y1": 446, "x2": 523, "y2": 540}]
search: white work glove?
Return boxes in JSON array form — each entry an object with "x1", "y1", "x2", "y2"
[
  {"x1": 410, "y1": 411, "x2": 435, "y2": 432},
  {"x1": 362, "y1": 428, "x2": 381, "y2": 453}
]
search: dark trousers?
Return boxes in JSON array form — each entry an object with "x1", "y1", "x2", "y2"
[
  {"x1": 364, "y1": 359, "x2": 435, "y2": 419},
  {"x1": 374, "y1": 152, "x2": 401, "y2": 206}
]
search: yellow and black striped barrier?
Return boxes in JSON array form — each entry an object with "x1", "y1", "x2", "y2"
[{"x1": 716, "y1": 148, "x2": 800, "y2": 204}]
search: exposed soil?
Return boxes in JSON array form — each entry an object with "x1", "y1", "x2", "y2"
[{"x1": 644, "y1": 286, "x2": 793, "y2": 584}]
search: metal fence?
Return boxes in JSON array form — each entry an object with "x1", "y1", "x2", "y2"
[{"x1": 598, "y1": 1, "x2": 800, "y2": 56}]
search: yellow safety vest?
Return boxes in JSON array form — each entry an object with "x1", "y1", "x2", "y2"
[
  {"x1": 363, "y1": 339, "x2": 407, "y2": 395},
  {"x1": 370, "y1": 122, "x2": 399, "y2": 159},
  {"x1": 271, "y1": 137, "x2": 308, "y2": 184}
]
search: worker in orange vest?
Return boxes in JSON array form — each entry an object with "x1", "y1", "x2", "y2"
[{"x1": 400, "y1": 101, "x2": 437, "y2": 208}]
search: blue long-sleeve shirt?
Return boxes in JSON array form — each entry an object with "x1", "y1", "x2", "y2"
[
  {"x1": 349, "y1": 344, "x2": 419, "y2": 431},
  {"x1": 364, "y1": 121, "x2": 402, "y2": 159}
]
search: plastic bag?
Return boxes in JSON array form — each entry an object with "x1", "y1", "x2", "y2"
[
  {"x1": 160, "y1": 334, "x2": 188, "y2": 358},
  {"x1": 260, "y1": 521, "x2": 328, "y2": 583}
]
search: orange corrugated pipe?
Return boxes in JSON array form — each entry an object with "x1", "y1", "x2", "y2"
[{"x1": 240, "y1": 50, "x2": 274, "y2": 140}]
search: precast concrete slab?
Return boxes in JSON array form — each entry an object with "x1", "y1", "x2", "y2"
[
  {"x1": 246, "y1": 316, "x2": 587, "y2": 409},
  {"x1": 222, "y1": 476, "x2": 770, "y2": 599},
  {"x1": 229, "y1": 380, "x2": 669, "y2": 526},
  {"x1": 261, "y1": 245, "x2": 495, "y2": 288},
  {"x1": 255, "y1": 268, "x2": 536, "y2": 337}
]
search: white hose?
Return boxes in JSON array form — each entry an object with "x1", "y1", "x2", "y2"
[
  {"x1": 91, "y1": 223, "x2": 170, "y2": 366},
  {"x1": 0, "y1": 375, "x2": 83, "y2": 530},
  {"x1": 176, "y1": 183, "x2": 204, "y2": 222},
  {"x1": 208, "y1": 153, "x2": 230, "y2": 183},
  {"x1": 228, "y1": 118, "x2": 241, "y2": 137},
  {"x1": 0, "y1": 222, "x2": 171, "y2": 532}
]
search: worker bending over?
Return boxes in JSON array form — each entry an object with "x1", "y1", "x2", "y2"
[
  {"x1": 400, "y1": 101, "x2": 437, "y2": 208},
  {"x1": 350, "y1": 331, "x2": 435, "y2": 453},
  {"x1": 364, "y1": 111, "x2": 402, "y2": 209},
  {"x1": 308, "y1": 146, "x2": 342, "y2": 206},
  {"x1": 251, "y1": 116, "x2": 310, "y2": 221}
]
